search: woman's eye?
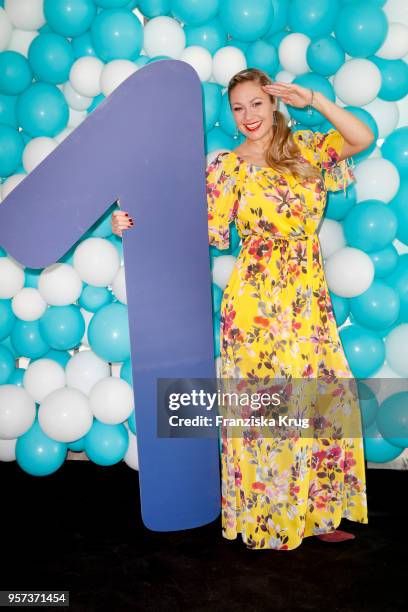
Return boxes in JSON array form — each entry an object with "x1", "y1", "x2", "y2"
[{"x1": 254, "y1": 102, "x2": 262, "y2": 107}]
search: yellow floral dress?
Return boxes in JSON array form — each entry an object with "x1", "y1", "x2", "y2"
[{"x1": 206, "y1": 129, "x2": 368, "y2": 550}]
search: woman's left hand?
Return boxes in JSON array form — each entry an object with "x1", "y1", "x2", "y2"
[{"x1": 262, "y1": 82, "x2": 314, "y2": 109}]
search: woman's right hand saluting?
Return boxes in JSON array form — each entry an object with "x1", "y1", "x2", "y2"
[{"x1": 111, "y1": 210, "x2": 134, "y2": 237}]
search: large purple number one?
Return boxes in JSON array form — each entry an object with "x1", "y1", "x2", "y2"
[{"x1": 0, "y1": 61, "x2": 220, "y2": 531}]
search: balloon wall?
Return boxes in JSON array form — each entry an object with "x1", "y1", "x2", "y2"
[{"x1": 0, "y1": 0, "x2": 407, "y2": 474}]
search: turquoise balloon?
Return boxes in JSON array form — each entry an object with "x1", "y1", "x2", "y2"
[
  {"x1": 84, "y1": 420, "x2": 128, "y2": 465},
  {"x1": 1, "y1": 336, "x2": 18, "y2": 358},
  {"x1": 138, "y1": 0, "x2": 170, "y2": 18},
  {"x1": 343, "y1": 199, "x2": 397, "y2": 252},
  {"x1": 202, "y1": 82, "x2": 222, "y2": 132},
  {"x1": 120, "y1": 357, "x2": 133, "y2": 386},
  {"x1": 127, "y1": 409, "x2": 136, "y2": 434},
  {"x1": 24, "y1": 267, "x2": 42, "y2": 288},
  {"x1": 87, "y1": 204, "x2": 118, "y2": 238},
  {"x1": 325, "y1": 183, "x2": 356, "y2": 220},
  {"x1": 0, "y1": 246, "x2": 6, "y2": 257},
  {"x1": 0, "y1": 299, "x2": 15, "y2": 341},
  {"x1": 0, "y1": 51, "x2": 32, "y2": 95},
  {"x1": 210, "y1": 223, "x2": 241, "y2": 257},
  {"x1": 389, "y1": 179, "x2": 408, "y2": 245},
  {"x1": 349, "y1": 280, "x2": 400, "y2": 330},
  {"x1": 40, "y1": 348, "x2": 71, "y2": 367},
  {"x1": 219, "y1": 0, "x2": 274, "y2": 42},
  {"x1": 387, "y1": 254, "x2": 408, "y2": 321},
  {"x1": 0, "y1": 124, "x2": 24, "y2": 177},
  {"x1": 211, "y1": 283, "x2": 223, "y2": 315},
  {"x1": 357, "y1": 381, "x2": 378, "y2": 430},
  {"x1": 0, "y1": 93, "x2": 17, "y2": 127},
  {"x1": 343, "y1": 106, "x2": 378, "y2": 162},
  {"x1": 91, "y1": 8, "x2": 144, "y2": 61},
  {"x1": 68, "y1": 436, "x2": 86, "y2": 451},
  {"x1": 88, "y1": 302, "x2": 130, "y2": 362},
  {"x1": 28, "y1": 33, "x2": 74, "y2": 85},
  {"x1": 245, "y1": 40, "x2": 278, "y2": 76},
  {"x1": 213, "y1": 313, "x2": 220, "y2": 357},
  {"x1": 94, "y1": 0, "x2": 130, "y2": 6},
  {"x1": 185, "y1": 17, "x2": 227, "y2": 54},
  {"x1": 289, "y1": 0, "x2": 340, "y2": 38},
  {"x1": 334, "y1": 1, "x2": 388, "y2": 58},
  {"x1": 329, "y1": 292, "x2": 349, "y2": 326},
  {"x1": 71, "y1": 31, "x2": 98, "y2": 59},
  {"x1": 382, "y1": 127, "x2": 408, "y2": 178},
  {"x1": 289, "y1": 73, "x2": 335, "y2": 126},
  {"x1": 147, "y1": 56, "x2": 172, "y2": 63},
  {"x1": 369, "y1": 244, "x2": 399, "y2": 279},
  {"x1": 79, "y1": 284, "x2": 112, "y2": 312},
  {"x1": 9, "y1": 367, "x2": 25, "y2": 387},
  {"x1": 17, "y1": 82, "x2": 69, "y2": 137},
  {"x1": 205, "y1": 126, "x2": 235, "y2": 154},
  {"x1": 264, "y1": 30, "x2": 288, "y2": 48},
  {"x1": 16, "y1": 419, "x2": 67, "y2": 476},
  {"x1": 370, "y1": 57, "x2": 408, "y2": 101},
  {"x1": 264, "y1": 0, "x2": 289, "y2": 37},
  {"x1": 11, "y1": 319, "x2": 50, "y2": 359},
  {"x1": 363, "y1": 421, "x2": 402, "y2": 463},
  {"x1": 87, "y1": 93, "x2": 105, "y2": 113},
  {"x1": 339, "y1": 324, "x2": 385, "y2": 377},
  {"x1": 171, "y1": 0, "x2": 219, "y2": 26},
  {"x1": 377, "y1": 391, "x2": 408, "y2": 448},
  {"x1": 0, "y1": 344, "x2": 14, "y2": 383},
  {"x1": 219, "y1": 91, "x2": 237, "y2": 137},
  {"x1": 44, "y1": 0, "x2": 96, "y2": 37},
  {"x1": 226, "y1": 38, "x2": 249, "y2": 53},
  {"x1": 306, "y1": 35, "x2": 345, "y2": 77},
  {"x1": 39, "y1": 305, "x2": 85, "y2": 350}
]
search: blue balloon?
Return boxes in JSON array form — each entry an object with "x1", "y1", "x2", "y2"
[
  {"x1": 202, "y1": 82, "x2": 222, "y2": 132},
  {"x1": 213, "y1": 313, "x2": 220, "y2": 357},
  {"x1": 363, "y1": 421, "x2": 403, "y2": 463},
  {"x1": 71, "y1": 31, "x2": 98, "y2": 59},
  {"x1": 219, "y1": 91, "x2": 237, "y2": 137},
  {"x1": 205, "y1": 126, "x2": 235, "y2": 154},
  {"x1": 289, "y1": 73, "x2": 335, "y2": 126},
  {"x1": 87, "y1": 93, "x2": 105, "y2": 113},
  {"x1": 95, "y1": 0, "x2": 130, "y2": 6},
  {"x1": 138, "y1": 0, "x2": 170, "y2": 18},
  {"x1": 17, "y1": 82, "x2": 69, "y2": 137},
  {"x1": 246, "y1": 40, "x2": 279, "y2": 76},
  {"x1": 264, "y1": 30, "x2": 289, "y2": 48},
  {"x1": 0, "y1": 51, "x2": 32, "y2": 95},
  {"x1": 87, "y1": 203, "x2": 118, "y2": 238},
  {"x1": 211, "y1": 283, "x2": 223, "y2": 315},
  {"x1": 16, "y1": 419, "x2": 67, "y2": 476},
  {"x1": 357, "y1": 381, "x2": 378, "y2": 430},
  {"x1": 39, "y1": 305, "x2": 85, "y2": 350},
  {"x1": 11, "y1": 319, "x2": 50, "y2": 359},
  {"x1": 219, "y1": 0, "x2": 274, "y2": 42},
  {"x1": 185, "y1": 17, "x2": 227, "y2": 54},
  {"x1": 370, "y1": 57, "x2": 408, "y2": 101},
  {"x1": 9, "y1": 367, "x2": 25, "y2": 387},
  {"x1": 0, "y1": 299, "x2": 15, "y2": 341},
  {"x1": 226, "y1": 38, "x2": 249, "y2": 53},
  {"x1": 68, "y1": 436, "x2": 86, "y2": 452},
  {"x1": 127, "y1": 409, "x2": 136, "y2": 434},
  {"x1": 389, "y1": 179, "x2": 408, "y2": 245},
  {"x1": 382, "y1": 127, "x2": 408, "y2": 178},
  {"x1": 24, "y1": 267, "x2": 42, "y2": 288},
  {"x1": 120, "y1": 357, "x2": 133, "y2": 386},
  {"x1": 349, "y1": 280, "x2": 400, "y2": 330},
  {"x1": 343, "y1": 199, "x2": 397, "y2": 252},
  {"x1": 1, "y1": 336, "x2": 18, "y2": 358},
  {"x1": 343, "y1": 106, "x2": 378, "y2": 162},
  {"x1": 306, "y1": 35, "x2": 345, "y2": 77},
  {"x1": 387, "y1": 254, "x2": 408, "y2": 322},
  {"x1": 44, "y1": 0, "x2": 96, "y2": 37},
  {"x1": 28, "y1": 33, "x2": 75, "y2": 85},
  {"x1": 0, "y1": 344, "x2": 14, "y2": 383},
  {"x1": 79, "y1": 284, "x2": 113, "y2": 312},
  {"x1": 264, "y1": 0, "x2": 289, "y2": 37},
  {"x1": 329, "y1": 292, "x2": 349, "y2": 326},
  {"x1": 369, "y1": 244, "x2": 399, "y2": 279},
  {"x1": 325, "y1": 183, "x2": 356, "y2": 220},
  {"x1": 339, "y1": 324, "x2": 385, "y2": 377},
  {"x1": 171, "y1": 0, "x2": 219, "y2": 26},
  {"x1": 0, "y1": 93, "x2": 17, "y2": 127},
  {"x1": 377, "y1": 391, "x2": 408, "y2": 448},
  {"x1": 91, "y1": 8, "x2": 144, "y2": 61},
  {"x1": 0, "y1": 124, "x2": 24, "y2": 177},
  {"x1": 84, "y1": 420, "x2": 129, "y2": 465},
  {"x1": 289, "y1": 0, "x2": 340, "y2": 38},
  {"x1": 335, "y1": 1, "x2": 388, "y2": 58},
  {"x1": 39, "y1": 348, "x2": 72, "y2": 367},
  {"x1": 0, "y1": 246, "x2": 6, "y2": 257},
  {"x1": 88, "y1": 302, "x2": 130, "y2": 362}
]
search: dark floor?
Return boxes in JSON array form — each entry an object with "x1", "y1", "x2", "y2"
[{"x1": 1, "y1": 462, "x2": 406, "y2": 612}]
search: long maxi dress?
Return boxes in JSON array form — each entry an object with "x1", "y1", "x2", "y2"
[{"x1": 206, "y1": 129, "x2": 368, "y2": 550}]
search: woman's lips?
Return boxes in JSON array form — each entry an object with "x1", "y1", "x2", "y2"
[{"x1": 244, "y1": 121, "x2": 262, "y2": 132}]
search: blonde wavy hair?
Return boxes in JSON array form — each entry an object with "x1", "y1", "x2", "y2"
[{"x1": 228, "y1": 68, "x2": 322, "y2": 182}]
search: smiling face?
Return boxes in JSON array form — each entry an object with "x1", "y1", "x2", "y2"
[{"x1": 229, "y1": 80, "x2": 276, "y2": 142}]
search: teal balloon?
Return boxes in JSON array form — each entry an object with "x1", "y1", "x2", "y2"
[
  {"x1": 84, "y1": 420, "x2": 128, "y2": 465},
  {"x1": 185, "y1": 17, "x2": 227, "y2": 54},
  {"x1": 68, "y1": 436, "x2": 86, "y2": 451},
  {"x1": 127, "y1": 409, "x2": 136, "y2": 434},
  {"x1": 133, "y1": 56, "x2": 149, "y2": 69},
  {"x1": 24, "y1": 267, "x2": 42, "y2": 288},
  {"x1": 202, "y1": 82, "x2": 222, "y2": 132},
  {"x1": 213, "y1": 313, "x2": 220, "y2": 357},
  {"x1": 349, "y1": 280, "x2": 400, "y2": 330},
  {"x1": 16, "y1": 419, "x2": 67, "y2": 476},
  {"x1": 339, "y1": 324, "x2": 385, "y2": 377},
  {"x1": 289, "y1": 0, "x2": 340, "y2": 38},
  {"x1": 94, "y1": 0, "x2": 130, "y2": 6},
  {"x1": 264, "y1": 30, "x2": 289, "y2": 48},
  {"x1": 205, "y1": 126, "x2": 235, "y2": 154},
  {"x1": 389, "y1": 179, "x2": 408, "y2": 245},
  {"x1": 87, "y1": 93, "x2": 105, "y2": 113},
  {"x1": 245, "y1": 40, "x2": 278, "y2": 76},
  {"x1": 0, "y1": 124, "x2": 24, "y2": 177},
  {"x1": 91, "y1": 9, "x2": 144, "y2": 61},
  {"x1": 11, "y1": 319, "x2": 50, "y2": 359},
  {"x1": 369, "y1": 244, "x2": 398, "y2": 279},
  {"x1": 1, "y1": 336, "x2": 18, "y2": 358},
  {"x1": 329, "y1": 292, "x2": 349, "y2": 326},
  {"x1": 306, "y1": 36, "x2": 345, "y2": 77},
  {"x1": 382, "y1": 127, "x2": 408, "y2": 178},
  {"x1": 9, "y1": 367, "x2": 25, "y2": 387},
  {"x1": 88, "y1": 302, "x2": 130, "y2": 362},
  {"x1": 0, "y1": 344, "x2": 14, "y2": 383},
  {"x1": 139, "y1": 0, "x2": 170, "y2": 18},
  {"x1": 120, "y1": 357, "x2": 133, "y2": 386},
  {"x1": 343, "y1": 199, "x2": 397, "y2": 252},
  {"x1": 71, "y1": 31, "x2": 98, "y2": 59},
  {"x1": 377, "y1": 391, "x2": 408, "y2": 448},
  {"x1": 289, "y1": 73, "x2": 335, "y2": 126},
  {"x1": 40, "y1": 348, "x2": 71, "y2": 367},
  {"x1": 387, "y1": 254, "x2": 408, "y2": 321},
  {"x1": 0, "y1": 299, "x2": 15, "y2": 341},
  {"x1": 226, "y1": 38, "x2": 249, "y2": 53},
  {"x1": 0, "y1": 246, "x2": 6, "y2": 256},
  {"x1": 363, "y1": 421, "x2": 402, "y2": 463},
  {"x1": 17, "y1": 82, "x2": 69, "y2": 137},
  {"x1": 211, "y1": 283, "x2": 223, "y2": 315},
  {"x1": 264, "y1": 0, "x2": 289, "y2": 37},
  {"x1": 44, "y1": 0, "x2": 96, "y2": 37},
  {"x1": 325, "y1": 184, "x2": 356, "y2": 220},
  {"x1": 171, "y1": 0, "x2": 219, "y2": 26},
  {"x1": 219, "y1": 91, "x2": 237, "y2": 137},
  {"x1": 39, "y1": 305, "x2": 85, "y2": 350},
  {"x1": 28, "y1": 33, "x2": 74, "y2": 85},
  {"x1": 357, "y1": 381, "x2": 378, "y2": 430},
  {"x1": 343, "y1": 106, "x2": 378, "y2": 161},
  {"x1": 370, "y1": 57, "x2": 408, "y2": 101},
  {"x1": 219, "y1": 0, "x2": 274, "y2": 42},
  {"x1": 0, "y1": 93, "x2": 17, "y2": 127},
  {"x1": 87, "y1": 204, "x2": 118, "y2": 238},
  {"x1": 0, "y1": 51, "x2": 32, "y2": 95},
  {"x1": 334, "y1": 1, "x2": 388, "y2": 58},
  {"x1": 79, "y1": 284, "x2": 113, "y2": 312}
]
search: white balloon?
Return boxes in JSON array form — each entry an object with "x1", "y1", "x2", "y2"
[
  {"x1": 69, "y1": 57, "x2": 104, "y2": 98},
  {"x1": 353, "y1": 158, "x2": 400, "y2": 202},
  {"x1": 212, "y1": 255, "x2": 236, "y2": 290},
  {"x1": 212, "y1": 46, "x2": 247, "y2": 87},
  {"x1": 55, "y1": 127, "x2": 74, "y2": 143},
  {"x1": 65, "y1": 350, "x2": 110, "y2": 395},
  {"x1": 318, "y1": 219, "x2": 346, "y2": 259},
  {"x1": 67, "y1": 108, "x2": 86, "y2": 128},
  {"x1": 80, "y1": 308, "x2": 93, "y2": 348},
  {"x1": 124, "y1": 430, "x2": 139, "y2": 470},
  {"x1": 63, "y1": 81, "x2": 93, "y2": 111},
  {"x1": 89, "y1": 377, "x2": 134, "y2": 424},
  {"x1": 274, "y1": 70, "x2": 295, "y2": 84},
  {"x1": 371, "y1": 363, "x2": 406, "y2": 404},
  {"x1": 38, "y1": 263, "x2": 83, "y2": 306},
  {"x1": 23, "y1": 359, "x2": 66, "y2": 403},
  {"x1": 376, "y1": 22, "x2": 408, "y2": 59},
  {"x1": 0, "y1": 385, "x2": 36, "y2": 440},
  {"x1": 0, "y1": 8, "x2": 12, "y2": 51},
  {"x1": 12, "y1": 287, "x2": 47, "y2": 321},
  {"x1": 73, "y1": 238, "x2": 120, "y2": 287},
  {"x1": 143, "y1": 16, "x2": 186, "y2": 59},
  {"x1": 368, "y1": 146, "x2": 382, "y2": 159},
  {"x1": 4, "y1": 0, "x2": 45, "y2": 30},
  {"x1": 278, "y1": 33, "x2": 311, "y2": 75},
  {"x1": 334, "y1": 59, "x2": 381, "y2": 106},
  {"x1": 362, "y1": 98, "x2": 399, "y2": 138},
  {"x1": 215, "y1": 355, "x2": 222, "y2": 377},
  {"x1": 22, "y1": 137, "x2": 57, "y2": 173},
  {"x1": 100, "y1": 59, "x2": 137, "y2": 97},
  {"x1": 383, "y1": 0, "x2": 408, "y2": 28},
  {"x1": 396, "y1": 97, "x2": 408, "y2": 128},
  {"x1": 38, "y1": 387, "x2": 93, "y2": 443},
  {"x1": 180, "y1": 45, "x2": 212, "y2": 82},
  {"x1": 0, "y1": 438, "x2": 16, "y2": 462},
  {"x1": 1, "y1": 173, "x2": 26, "y2": 200},
  {"x1": 7, "y1": 28, "x2": 38, "y2": 56},
  {"x1": 0, "y1": 257, "x2": 25, "y2": 299},
  {"x1": 111, "y1": 266, "x2": 127, "y2": 304},
  {"x1": 324, "y1": 247, "x2": 375, "y2": 297},
  {"x1": 385, "y1": 324, "x2": 408, "y2": 376}
]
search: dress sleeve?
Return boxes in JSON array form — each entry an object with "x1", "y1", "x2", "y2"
[{"x1": 206, "y1": 152, "x2": 241, "y2": 250}]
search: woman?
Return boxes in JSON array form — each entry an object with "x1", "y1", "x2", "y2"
[{"x1": 112, "y1": 68, "x2": 374, "y2": 550}]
